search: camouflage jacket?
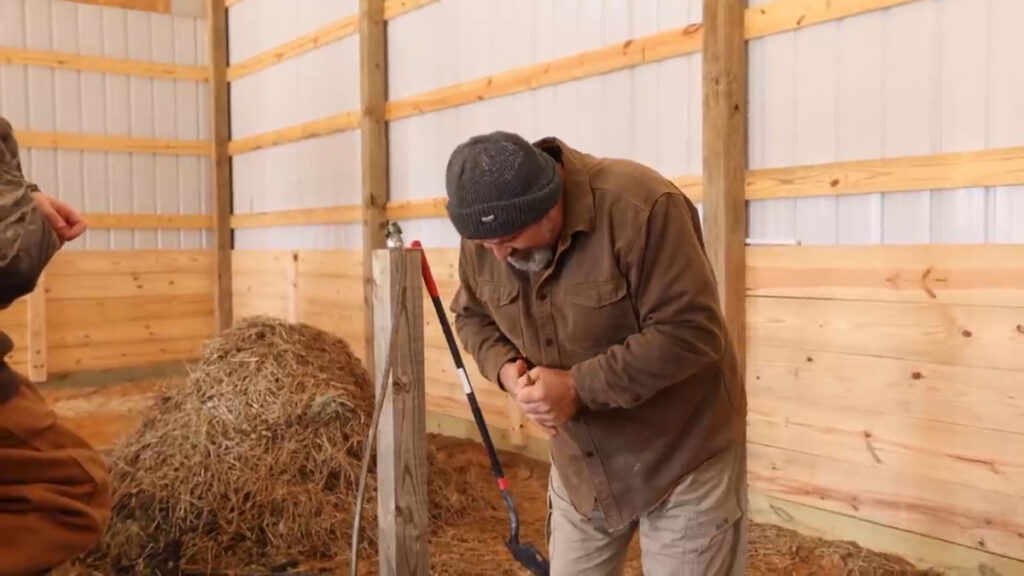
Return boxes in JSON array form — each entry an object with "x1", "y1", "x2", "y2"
[
  {"x1": 1, "y1": 116, "x2": 60, "y2": 382},
  {"x1": 0, "y1": 116, "x2": 59, "y2": 312}
]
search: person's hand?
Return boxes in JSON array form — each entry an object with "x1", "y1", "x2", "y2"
[
  {"x1": 515, "y1": 366, "x2": 581, "y2": 430},
  {"x1": 31, "y1": 192, "x2": 86, "y2": 244}
]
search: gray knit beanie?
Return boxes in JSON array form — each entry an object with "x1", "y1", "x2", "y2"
[{"x1": 445, "y1": 131, "x2": 562, "y2": 240}]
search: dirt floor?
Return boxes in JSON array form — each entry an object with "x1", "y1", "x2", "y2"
[{"x1": 43, "y1": 376, "x2": 937, "y2": 576}]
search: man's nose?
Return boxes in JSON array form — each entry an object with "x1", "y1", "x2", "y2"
[{"x1": 489, "y1": 244, "x2": 511, "y2": 260}]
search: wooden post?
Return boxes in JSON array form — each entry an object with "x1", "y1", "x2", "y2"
[
  {"x1": 208, "y1": 0, "x2": 233, "y2": 332},
  {"x1": 27, "y1": 274, "x2": 47, "y2": 383},
  {"x1": 373, "y1": 247, "x2": 429, "y2": 576},
  {"x1": 361, "y1": 0, "x2": 389, "y2": 376},
  {"x1": 702, "y1": 0, "x2": 747, "y2": 371}
]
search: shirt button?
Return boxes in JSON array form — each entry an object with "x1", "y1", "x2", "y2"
[{"x1": 545, "y1": 337, "x2": 554, "y2": 346}]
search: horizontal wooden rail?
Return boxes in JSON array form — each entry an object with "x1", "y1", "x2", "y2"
[
  {"x1": 0, "y1": 47, "x2": 208, "y2": 81},
  {"x1": 231, "y1": 205, "x2": 362, "y2": 228},
  {"x1": 225, "y1": 0, "x2": 243, "y2": 7},
  {"x1": 745, "y1": 0, "x2": 921, "y2": 40},
  {"x1": 385, "y1": 24, "x2": 703, "y2": 122},
  {"x1": 227, "y1": 0, "x2": 438, "y2": 82},
  {"x1": 221, "y1": 144, "x2": 1024, "y2": 228},
  {"x1": 63, "y1": 0, "x2": 171, "y2": 14},
  {"x1": 748, "y1": 146, "x2": 1024, "y2": 200},
  {"x1": 228, "y1": 111, "x2": 360, "y2": 156},
  {"x1": 18, "y1": 131, "x2": 210, "y2": 155},
  {"x1": 383, "y1": 0, "x2": 921, "y2": 122},
  {"x1": 83, "y1": 213, "x2": 213, "y2": 230}
]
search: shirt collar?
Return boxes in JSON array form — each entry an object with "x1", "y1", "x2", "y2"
[{"x1": 533, "y1": 136, "x2": 595, "y2": 241}]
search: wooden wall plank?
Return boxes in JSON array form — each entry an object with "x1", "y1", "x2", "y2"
[
  {"x1": 749, "y1": 345, "x2": 1024, "y2": 436},
  {"x1": 18, "y1": 131, "x2": 209, "y2": 155},
  {"x1": 49, "y1": 338, "x2": 204, "y2": 373},
  {"x1": 82, "y1": 213, "x2": 213, "y2": 230},
  {"x1": 0, "y1": 46, "x2": 207, "y2": 80},
  {"x1": 230, "y1": 205, "x2": 362, "y2": 228},
  {"x1": 748, "y1": 245, "x2": 1024, "y2": 306},
  {"x1": 384, "y1": 24, "x2": 703, "y2": 122},
  {"x1": 27, "y1": 277, "x2": 47, "y2": 382},
  {"x1": 749, "y1": 394, "x2": 1024, "y2": 499},
  {"x1": 748, "y1": 443, "x2": 1024, "y2": 559},
  {"x1": 748, "y1": 297, "x2": 1024, "y2": 372},
  {"x1": 749, "y1": 493, "x2": 1024, "y2": 576},
  {"x1": 227, "y1": 111, "x2": 360, "y2": 156},
  {"x1": 47, "y1": 250, "x2": 213, "y2": 276},
  {"x1": 746, "y1": 146, "x2": 1024, "y2": 201},
  {"x1": 746, "y1": 0, "x2": 924, "y2": 40},
  {"x1": 227, "y1": 15, "x2": 359, "y2": 82},
  {"x1": 62, "y1": 0, "x2": 171, "y2": 14}
]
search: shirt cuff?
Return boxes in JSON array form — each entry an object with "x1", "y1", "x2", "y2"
[
  {"x1": 479, "y1": 346, "x2": 520, "y2": 392},
  {"x1": 570, "y1": 358, "x2": 614, "y2": 411}
]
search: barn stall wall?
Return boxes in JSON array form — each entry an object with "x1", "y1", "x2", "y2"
[
  {"x1": 2, "y1": 0, "x2": 1023, "y2": 573},
  {"x1": 223, "y1": 0, "x2": 1024, "y2": 572},
  {"x1": 0, "y1": 0, "x2": 215, "y2": 377}
]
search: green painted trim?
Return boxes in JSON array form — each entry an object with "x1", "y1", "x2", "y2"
[{"x1": 749, "y1": 493, "x2": 1024, "y2": 575}]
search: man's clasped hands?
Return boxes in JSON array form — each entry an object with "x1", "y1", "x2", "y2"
[{"x1": 499, "y1": 359, "x2": 581, "y2": 436}]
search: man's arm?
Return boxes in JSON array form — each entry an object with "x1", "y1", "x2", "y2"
[
  {"x1": 0, "y1": 117, "x2": 62, "y2": 309},
  {"x1": 569, "y1": 191, "x2": 728, "y2": 410},
  {"x1": 449, "y1": 242, "x2": 521, "y2": 390}
]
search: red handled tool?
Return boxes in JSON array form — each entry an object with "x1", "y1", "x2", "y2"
[{"x1": 410, "y1": 241, "x2": 550, "y2": 576}]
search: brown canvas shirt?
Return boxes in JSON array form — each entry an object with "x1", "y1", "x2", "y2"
[{"x1": 450, "y1": 137, "x2": 746, "y2": 531}]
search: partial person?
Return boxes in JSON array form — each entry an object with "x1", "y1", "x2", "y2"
[
  {"x1": 0, "y1": 115, "x2": 112, "y2": 575},
  {"x1": 445, "y1": 131, "x2": 747, "y2": 575}
]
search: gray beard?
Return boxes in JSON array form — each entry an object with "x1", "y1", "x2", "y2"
[{"x1": 507, "y1": 247, "x2": 554, "y2": 272}]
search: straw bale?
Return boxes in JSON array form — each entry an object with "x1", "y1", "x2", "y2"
[{"x1": 79, "y1": 316, "x2": 493, "y2": 573}]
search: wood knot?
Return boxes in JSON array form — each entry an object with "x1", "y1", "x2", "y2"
[
  {"x1": 1017, "y1": 324, "x2": 1024, "y2": 334},
  {"x1": 805, "y1": 356, "x2": 814, "y2": 363},
  {"x1": 622, "y1": 39, "x2": 634, "y2": 50},
  {"x1": 961, "y1": 329, "x2": 973, "y2": 338},
  {"x1": 911, "y1": 371, "x2": 923, "y2": 380},
  {"x1": 830, "y1": 178, "x2": 840, "y2": 187}
]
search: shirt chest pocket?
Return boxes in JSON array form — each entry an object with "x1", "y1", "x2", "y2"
[
  {"x1": 558, "y1": 277, "x2": 639, "y2": 357},
  {"x1": 477, "y1": 281, "x2": 524, "y2": 348}
]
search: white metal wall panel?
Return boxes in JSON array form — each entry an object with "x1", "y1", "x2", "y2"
[
  {"x1": 0, "y1": 0, "x2": 210, "y2": 251},
  {"x1": 226, "y1": 0, "x2": 358, "y2": 65},
  {"x1": 387, "y1": 0, "x2": 704, "y2": 248},
  {"x1": 227, "y1": 0, "x2": 362, "y2": 249},
  {"x1": 747, "y1": 0, "x2": 1024, "y2": 246}
]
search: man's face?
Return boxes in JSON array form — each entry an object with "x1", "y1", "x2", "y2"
[{"x1": 474, "y1": 207, "x2": 561, "y2": 272}]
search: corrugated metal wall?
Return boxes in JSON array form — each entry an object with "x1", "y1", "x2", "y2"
[
  {"x1": 747, "y1": 0, "x2": 1024, "y2": 245},
  {"x1": 388, "y1": 0, "x2": 705, "y2": 248},
  {"x1": 0, "y1": 0, "x2": 211, "y2": 251},
  {"x1": 384, "y1": 0, "x2": 1024, "y2": 248},
  {"x1": 227, "y1": 0, "x2": 363, "y2": 250}
]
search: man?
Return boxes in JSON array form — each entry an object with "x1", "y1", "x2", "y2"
[
  {"x1": 446, "y1": 131, "x2": 747, "y2": 575},
  {"x1": 0, "y1": 115, "x2": 112, "y2": 575}
]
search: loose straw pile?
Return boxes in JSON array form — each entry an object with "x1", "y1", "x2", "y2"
[{"x1": 78, "y1": 316, "x2": 491, "y2": 574}]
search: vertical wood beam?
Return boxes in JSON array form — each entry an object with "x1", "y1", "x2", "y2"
[
  {"x1": 208, "y1": 0, "x2": 233, "y2": 332},
  {"x1": 373, "y1": 248, "x2": 429, "y2": 576},
  {"x1": 27, "y1": 275, "x2": 47, "y2": 383},
  {"x1": 702, "y1": 0, "x2": 748, "y2": 370},
  {"x1": 361, "y1": 0, "x2": 389, "y2": 378}
]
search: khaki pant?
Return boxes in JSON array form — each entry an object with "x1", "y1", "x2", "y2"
[
  {"x1": 0, "y1": 366, "x2": 112, "y2": 576},
  {"x1": 546, "y1": 442, "x2": 747, "y2": 575}
]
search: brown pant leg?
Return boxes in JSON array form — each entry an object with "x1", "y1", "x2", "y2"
[
  {"x1": 638, "y1": 441, "x2": 747, "y2": 576},
  {"x1": 0, "y1": 367, "x2": 112, "y2": 576}
]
